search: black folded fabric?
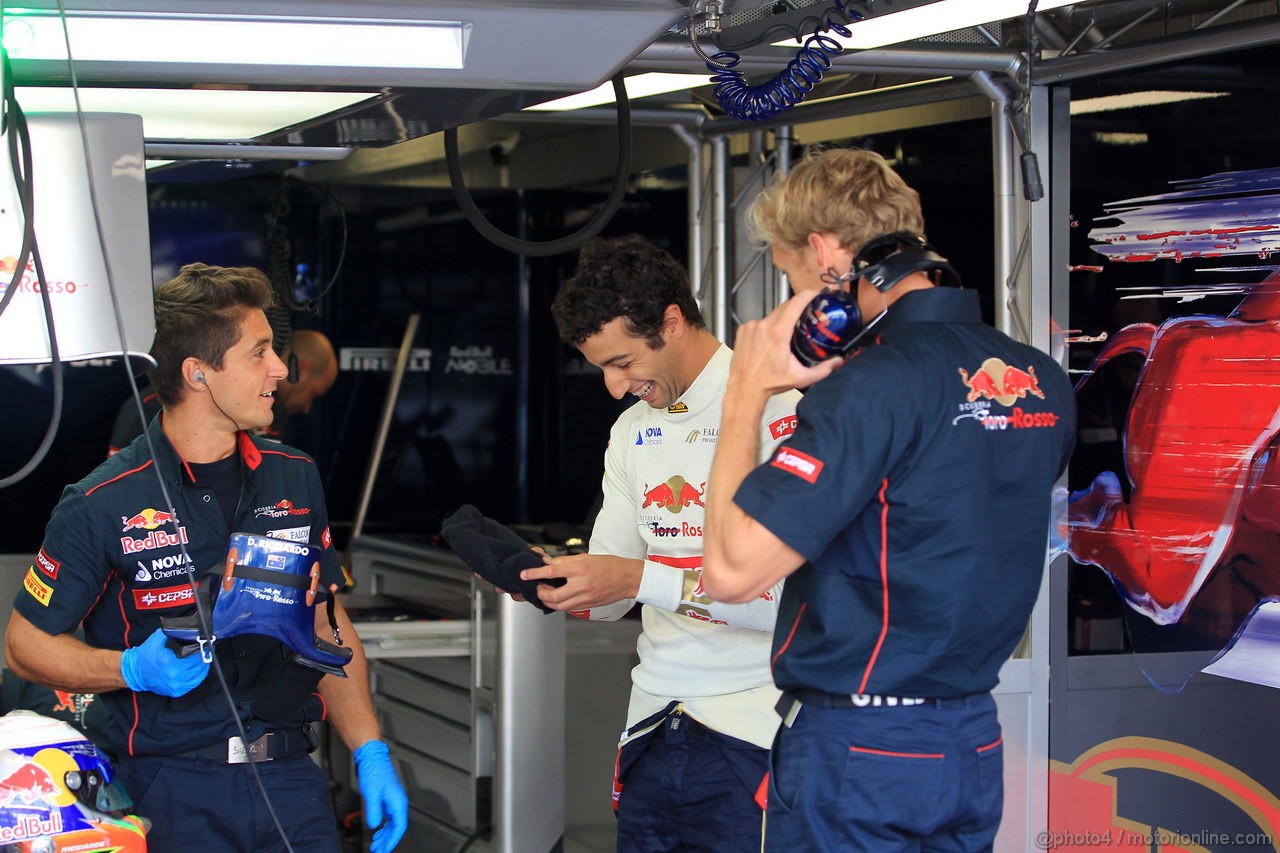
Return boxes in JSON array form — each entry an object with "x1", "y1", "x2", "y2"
[{"x1": 440, "y1": 505, "x2": 566, "y2": 614}]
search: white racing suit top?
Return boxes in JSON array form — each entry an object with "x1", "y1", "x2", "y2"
[{"x1": 581, "y1": 344, "x2": 802, "y2": 749}]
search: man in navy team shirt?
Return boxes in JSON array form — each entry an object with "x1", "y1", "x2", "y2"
[
  {"x1": 5, "y1": 263, "x2": 406, "y2": 852},
  {"x1": 702, "y1": 148, "x2": 1076, "y2": 851}
]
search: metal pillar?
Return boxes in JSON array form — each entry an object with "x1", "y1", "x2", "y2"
[
  {"x1": 671, "y1": 124, "x2": 705, "y2": 309},
  {"x1": 773, "y1": 125, "x2": 794, "y2": 309},
  {"x1": 710, "y1": 135, "x2": 731, "y2": 341}
]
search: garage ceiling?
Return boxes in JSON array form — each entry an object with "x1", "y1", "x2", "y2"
[{"x1": 6, "y1": 0, "x2": 1280, "y2": 185}]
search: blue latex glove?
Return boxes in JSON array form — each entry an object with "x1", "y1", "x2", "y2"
[
  {"x1": 354, "y1": 740, "x2": 409, "y2": 853},
  {"x1": 119, "y1": 627, "x2": 210, "y2": 697}
]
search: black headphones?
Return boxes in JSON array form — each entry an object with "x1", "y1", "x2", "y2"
[
  {"x1": 791, "y1": 232, "x2": 961, "y2": 366},
  {"x1": 851, "y1": 231, "x2": 960, "y2": 293}
]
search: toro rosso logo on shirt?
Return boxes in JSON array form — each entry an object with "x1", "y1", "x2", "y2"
[
  {"x1": 254, "y1": 499, "x2": 311, "y2": 519},
  {"x1": 954, "y1": 357, "x2": 1060, "y2": 431},
  {"x1": 771, "y1": 448, "x2": 823, "y2": 484}
]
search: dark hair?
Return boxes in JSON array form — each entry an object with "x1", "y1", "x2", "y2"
[
  {"x1": 551, "y1": 235, "x2": 703, "y2": 348},
  {"x1": 149, "y1": 263, "x2": 274, "y2": 407}
]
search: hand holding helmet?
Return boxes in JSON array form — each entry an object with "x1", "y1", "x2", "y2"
[{"x1": 119, "y1": 627, "x2": 210, "y2": 697}]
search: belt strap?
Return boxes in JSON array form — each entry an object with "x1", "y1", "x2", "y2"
[
  {"x1": 173, "y1": 726, "x2": 316, "y2": 764},
  {"x1": 778, "y1": 690, "x2": 976, "y2": 724}
]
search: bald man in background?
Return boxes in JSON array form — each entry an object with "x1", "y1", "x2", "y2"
[
  {"x1": 275, "y1": 330, "x2": 339, "y2": 416},
  {"x1": 109, "y1": 329, "x2": 338, "y2": 454}
]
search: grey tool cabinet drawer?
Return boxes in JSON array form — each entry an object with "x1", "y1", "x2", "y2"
[
  {"x1": 376, "y1": 694, "x2": 472, "y2": 772},
  {"x1": 371, "y1": 658, "x2": 471, "y2": 726}
]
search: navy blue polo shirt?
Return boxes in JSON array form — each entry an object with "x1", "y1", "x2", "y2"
[
  {"x1": 735, "y1": 288, "x2": 1076, "y2": 698},
  {"x1": 14, "y1": 414, "x2": 342, "y2": 757}
]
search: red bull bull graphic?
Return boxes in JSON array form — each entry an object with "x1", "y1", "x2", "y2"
[
  {"x1": 958, "y1": 358, "x2": 1045, "y2": 406},
  {"x1": 640, "y1": 476, "x2": 705, "y2": 514},
  {"x1": 118, "y1": 507, "x2": 178, "y2": 533},
  {"x1": 0, "y1": 762, "x2": 60, "y2": 808}
]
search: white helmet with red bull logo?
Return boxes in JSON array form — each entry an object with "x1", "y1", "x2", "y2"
[{"x1": 0, "y1": 711, "x2": 146, "y2": 852}]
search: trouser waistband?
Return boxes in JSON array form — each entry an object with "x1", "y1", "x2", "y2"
[
  {"x1": 171, "y1": 726, "x2": 317, "y2": 764},
  {"x1": 777, "y1": 689, "x2": 982, "y2": 724}
]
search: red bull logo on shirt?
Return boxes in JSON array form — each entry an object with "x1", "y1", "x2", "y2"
[
  {"x1": 641, "y1": 476, "x2": 706, "y2": 514},
  {"x1": 119, "y1": 507, "x2": 178, "y2": 533},
  {"x1": 120, "y1": 527, "x2": 190, "y2": 555},
  {"x1": 958, "y1": 358, "x2": 1046, "y2": 407}
]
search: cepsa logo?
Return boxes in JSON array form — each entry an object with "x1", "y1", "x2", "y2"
[
  {"x1": 35, "y1": 548, "x2": 60, "y2": 580},
  {"x1": 769, "y1": 415, "x2": 798, "y2": 440},
  {"x1": 133, "y1": 583, "x2": 195, "y2": 610},
  {"x1": 771, "y1": 448, "x2": 823, "y2": 484},
  {"x1": 0, "y1": 255, "x2": 87, "y2": 298}
]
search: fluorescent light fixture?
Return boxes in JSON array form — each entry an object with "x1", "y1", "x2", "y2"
[
  {"x1": 2, "y1": 10, "x2": 469, "y2": 69},
  {"x1": 525, "y1": 73, "x2": 710, "y2": 112},
  {"x1": 1092, "y1": 131, "x2": 1149, "y2": 146},
  {"x1": 776, "y1": 0, "x2": 1077, "y2": 50},
  {"x1": 1071, "y1": 90, "x2": 1230, "y2": 115},
  {"x1": 14, "y1": 87, "x2": 377, "y2": 143},
  {"x1": 802, "y1": 76, "x2": 953, "y2": 107}
]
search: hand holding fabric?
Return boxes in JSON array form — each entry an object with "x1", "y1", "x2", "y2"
[{"x1": 354, "y1": 740, "x2": 409, "y2": 853}]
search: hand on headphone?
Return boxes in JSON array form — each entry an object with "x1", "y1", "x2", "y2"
[{"x1": 732, "y1": 290, "x2": 844, "y2": 394}]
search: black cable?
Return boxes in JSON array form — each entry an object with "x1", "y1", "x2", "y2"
[
  {"x1": 50, "y1": 3, "x2": 297, "y2": 849},
  {"x1": 456, "y1": 826, "x2": 491, "y2": 853},
  {"x1": 444, "y1": 75, "x2": 631, "y2": 258},
  {"x1": 0, "y1": 41, "x2": 65, "y2": 489},
  {"x1": 304, "y1": 181, "x2": 349, "y2": 306},
  {"x1": 0, "y1": 54, "x2": 33, "y2": 322}
]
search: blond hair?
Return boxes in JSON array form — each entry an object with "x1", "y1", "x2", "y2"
[{"x1": 748, "y1": 147, "x2": 925, "y2": 252}]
